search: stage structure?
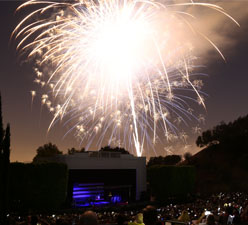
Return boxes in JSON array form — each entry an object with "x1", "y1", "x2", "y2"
[{"x1": 53, "y1": 151, "x2": 146, "y2": 207}]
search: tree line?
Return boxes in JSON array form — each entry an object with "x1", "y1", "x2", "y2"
[
  {"x1": 196, "y1": 115, "x2": 248, "y2": 151},
  {"x1": 0, "y1": 94, "x2": 11, "y2": 225},
  {"x1": 33, "y1": 141, "x2": 192, "y2": 166},
  {"x1": 33, "y1": 113, "x2": 248, "y2": 165},
  {"x1": 33, "y1": 143, "x2": 130, "y2": 162}
]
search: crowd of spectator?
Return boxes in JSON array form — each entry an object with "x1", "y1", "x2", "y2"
[{"x1": 6, "y1": 192, "x2": 248, "y2": 225}]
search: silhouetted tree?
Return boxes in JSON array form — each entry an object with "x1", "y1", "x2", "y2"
[
  {"x1": 196, "y1": 129, "x2": 213, "y2": 147},
  {"x1": 0, "y1": 94, "x2": 11, "y2": 225},
  {"x1": 196, "y1": 115, "x2": 248, "y2": 149},
  {"x1": 183, "y1": 152, "x2": 192, "y2": 162},
  {"x1": 0, "y1": 96, "x2": 3, "y2": 149},
  {"x1": 147, "y1": 155, "x2": 182, "y2": 167},
  {"x1": 33, "y1": 142, "x2": 62, "y2": 162},
  {"x1": 67, "y1": 147, "x2": 85, "y2": 154},
  {"x1": 0, "y1": 94, "x2": 4, "y2": 224},
  {"x1": 0, "y1": 96, "x2": 3, "y2": 183},
  {"x1": 99, "y1": 146, "x2": 130, "y2": 154}
]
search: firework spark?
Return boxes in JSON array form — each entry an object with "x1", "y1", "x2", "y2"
[{"x1": 13, "y1": 0, "x2": 238, "y2": 156}]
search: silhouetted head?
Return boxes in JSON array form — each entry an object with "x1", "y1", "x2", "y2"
[
  {"x1": 135, "y1": 213, "x2": 144, "y2": 224},
  {"x1": 80, "y1": 211, "x2": 98, "y2": 225},
  {"x1": 31, "y1": 215, "x2": 38, "y2": 225},
  {"x1": 143, "y1": 205, "x2": 157, "y2": 225},
  {"x1": 206, "y1": 214, "x2": 215, "y2": 225},
  {"x1": 117, "y1": 213, "x2": 128, "y2": 225}
]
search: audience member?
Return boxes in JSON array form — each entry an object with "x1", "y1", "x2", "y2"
[
  {"x1": 128, "y1": 213, "x2": 145, "y2": 225},
  {"x1": 117, "y1": 213, "x2": 128, "y2": 225},
  {"x1": 80, "y1": 210, "x2": 98, "y2": 225},
  {"x1": 143, "y1": 205, "x2": 162, "y2": 225},
  {"x1": 206, "y1": 214, "x2": 215, "y2": 225},
  {"x1": 178, "y1": 210, "x2": 190, "y2": 223}
]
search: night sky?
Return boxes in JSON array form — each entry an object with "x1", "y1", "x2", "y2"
[{"x1": 0, "y1": 1, "x2": 248, "y2": 162}]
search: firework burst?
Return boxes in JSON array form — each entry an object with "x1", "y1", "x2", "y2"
[{"x1": 13, "y1": 0, "x2": 238, "y2": 156}]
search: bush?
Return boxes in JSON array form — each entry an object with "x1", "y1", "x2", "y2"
[
  {"x1": 147, "y1": 165, "x2": 196, "y2": 201},
  {"x1": 8, "y1": 162, "x2": 68, "y2": 211}
]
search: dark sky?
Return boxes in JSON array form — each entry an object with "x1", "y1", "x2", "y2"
[{"x1": 0, "y1": 1, "x2": 248, "y2": 162}]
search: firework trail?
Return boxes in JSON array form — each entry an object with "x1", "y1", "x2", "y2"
[{"x1": 13, "y1": 0, "x2": 238, "y2": 156}]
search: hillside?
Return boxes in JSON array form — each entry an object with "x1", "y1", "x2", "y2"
[{"x1": 182, "y1": 115, "x2": 248, "y2": 194}]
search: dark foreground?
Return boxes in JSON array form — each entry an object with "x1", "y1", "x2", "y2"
[{"x1": 6, "y1": 192, "x2": 248, "y2": 225}]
